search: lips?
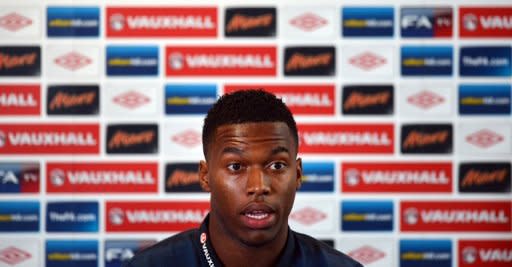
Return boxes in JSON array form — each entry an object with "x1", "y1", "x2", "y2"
[{"x1": 240, "y1": 203, "x2": 276, "y2": 229}]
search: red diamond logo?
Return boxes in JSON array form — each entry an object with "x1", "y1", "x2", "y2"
[
  {"x1": 172, "y1": 130, "x2": 201, "y2": 148},
  {"x1": 349, "y1": 52, "x2": 386, "y2": 70},
  {"x1": 290, "y1": 207, "x2": 326, "y2": 226},
  {"x1": 289, "y1": 12, "x2": 327, "y2": 31},
  {"x1": 54, "y1": 52, "x2": 91, "y2": 71},
  {"x1": 113, "y1": 91, "x2": 150, "y2": 109},
  {"x1": 348, "y1": 245, "x2": 385, "y2": 265},
  {"x1": 407, "y1": 90, "x2": 445, "y2": 109},
  {"x1": 0, "y1": 246, "x2": 31, "y2": 265},
  {"x1": 466, "y1": 129, "x2": 503, "y2": 148},
  {"x1": 0, "y1": 12, "x2": 32, "y2": 32}
]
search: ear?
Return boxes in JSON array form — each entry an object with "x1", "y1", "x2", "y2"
[
  {"x1": 199, "y1": 160, "x2": 211, "y2": 192},
  {"x1": 295, "y1": 157, "x2": 303, "y2": 191}
]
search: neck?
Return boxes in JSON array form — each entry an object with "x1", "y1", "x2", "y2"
[{"x1": 208, "y1": 216, "x2": 288, "y2": 267}]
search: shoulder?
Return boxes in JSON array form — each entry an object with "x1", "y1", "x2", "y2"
[
  {"x1": 123, "y1": 229, "x2": 201, "y2": 267},
  {"x1": 293, "y1": 232, "x2": 363, "y2": 267}
]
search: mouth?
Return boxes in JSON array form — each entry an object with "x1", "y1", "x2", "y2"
[
  {"x1": 244, "y1": 210, "x2": 271, "y2": 220},
  {"x1": 241, "y1": 204, "x2": 276, "y2": 229}
]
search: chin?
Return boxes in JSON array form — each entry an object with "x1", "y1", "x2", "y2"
[{"x1": 239, "y1": 228, "x2": 281, "y2": 247}]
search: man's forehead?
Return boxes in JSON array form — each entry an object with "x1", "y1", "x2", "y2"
[{"x1": 213, "y1": 122, "x2": 292, "y2": 139}]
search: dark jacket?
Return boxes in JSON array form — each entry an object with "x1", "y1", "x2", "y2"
[{"x1": 124, "y1": 215, "x2": 363, "y2": 267}]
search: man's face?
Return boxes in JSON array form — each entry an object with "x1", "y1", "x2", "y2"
[{"x1": 199, "y1": 122, "x2": 302, "y2": 247}]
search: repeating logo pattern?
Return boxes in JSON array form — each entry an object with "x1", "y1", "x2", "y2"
[{"x1": 0, "y1": 2, "x2": 511, "y2": 266}]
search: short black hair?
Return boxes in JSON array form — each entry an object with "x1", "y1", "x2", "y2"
[{"x1": 202, "y1": 89, "x2": 298, "y2": 157}]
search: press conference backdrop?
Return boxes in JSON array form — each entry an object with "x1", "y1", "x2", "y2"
[{"x1": 0, "y1": 0, "x2": 511, "y2": 266}]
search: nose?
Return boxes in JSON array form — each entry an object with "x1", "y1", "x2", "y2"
[{"x1": 246, "y1": 167, "x2": 270, "y2": 196}]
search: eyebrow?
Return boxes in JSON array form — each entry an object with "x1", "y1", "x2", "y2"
[
  {"x1": 271, "y1": 146, "x2": 289, "y2": 155},
  {"x1": 221, "y1": 146, "x2": 243, "y2": 155},
  {"x1": 221, "y1": 146, "x2": 289, "y2": 155}
]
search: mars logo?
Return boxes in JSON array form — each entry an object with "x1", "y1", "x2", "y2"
[
  {"x1": 54, "y1": 51, "x2": 91, "y2": 71},
  {"x1": 290, "y1": 207, "x2": 326, "y2": 226},
  {"x1": 47, "y1": 85, "x2": 99, "y2": 115},
  {"x1": 460, "y1": 7, "x2": 512, "y2": 37},
  {"x1": 106, "y1": 124, "x2": 158, "y2": 154},
  {"x1": 290, "y1": 12, "x2": 327, "y2": 31},
  {"x1": 0, "y1": 13, "x2": 32, "y2": 32},
  {"x1": 342, "y1": 85, "x2": 393, "y2": 115},
  {"x1": 107, "y1": 7, "x2": 217, "y2": 38},
  {"x1": 165, "y1": 163, "x2": 202, "y2": 193},
  {"x1": 224, "y1": 8, "x2": 276, "y2": 37},
  {"x1": 401, "y1": 7, "x2": 452, "y2": 37},
  {"x1": 401, "y1": 124, "x2": 452, "y2": 154},
  {"x1": 459, "y1": 162, "x2": 511, "y2": 193},
  {"x1": 284, "y1": 47, "x2": 335, "y2": 76},
  {"x1": 0, "y1": 46, "x2": 40, "y2": 76},
  {"x1": 348, "y1": 245, "x2": 385, "y2": 265},
  {"x1": 0, "y1": 246, "x2": 31, "y2": 265}
]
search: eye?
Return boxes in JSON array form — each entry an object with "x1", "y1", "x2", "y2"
[
  {"x1": 227, "y1": 163, "x2": 242, "y2": 172},
  {"x1": 269, "y1": 162, "x2": 286, "y2": 171}
]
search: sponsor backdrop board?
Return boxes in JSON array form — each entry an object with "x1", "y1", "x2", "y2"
[{"x1": 0, "y1": 0, "x2": 511, "y2": 267}]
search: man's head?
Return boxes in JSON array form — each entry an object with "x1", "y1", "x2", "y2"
[
  {"x1": 199, "y1": 89, "x2": 302, "y2": 248},
  {"x1": 202, "y1": 89, "x2": 298, "y2": 159}
]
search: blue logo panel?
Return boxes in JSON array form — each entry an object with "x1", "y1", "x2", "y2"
[
  {"x1": 342, "y1": 7, "x2": 394, "y2": 37},
  {"x1": 106, "y1": 46, "x2": 159, "y2": 76},
  {"x1": 401, "y1": 8, "x2": 452, "y2": 38},
  {"x1": 0, "y1": 201, "x2": 39, "y2": 232},
  {"x1": 341, "y1": 200, "x2": 393, "y2": 231},
  {"x1": 105, "y1": 240, "x2": 156, "y2": 267},
  {"x1": 460, "y1": 46, "x2": 512, "y2": 77},
  {"x1": 299, "y1": 162, "x2": 334, "y2": 192},
  {"x1": 459, "y1": 84, "x2": 511, "y2": 115},
  {"x1": 46, "y1": 202, "x2": 98, "y2": 232},
  {"x1": 47, "y1": 7, "x2": 100, "y2": 37},
  {"x1": 165, "y1": 84, "x2": 217, "y2": 114},
  {"x1": 0, "y1": 163, "x2": 39, "y2": 193},
  {"x1": 400, "y1": 239, "x2": 452, "y2": 267},
  {"x1": 401, "y1": 46, "x2": 453, "y2": 76},
  {"x1": 46, "y1": 240, "x2": 98, "y2": 267}
]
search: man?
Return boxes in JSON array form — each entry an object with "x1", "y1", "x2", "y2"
[{"x1": 125, "y1": 90, "x2": 362, "y2": 267}]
